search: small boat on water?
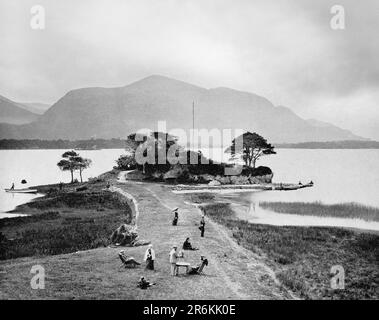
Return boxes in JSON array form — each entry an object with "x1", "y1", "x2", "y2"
[{"x1": 4, "y1": 188, "x2": 38, "y2": 194}]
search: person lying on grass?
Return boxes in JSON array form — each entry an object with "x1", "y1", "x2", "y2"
[
  {"x1": 137, "y1": 276, "x2": 156, "y2": 289},
  {"x1": 182, "y1": 237, "x2": 199, "y2": 251}
]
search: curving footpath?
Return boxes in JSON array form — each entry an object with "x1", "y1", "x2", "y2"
[{"x1": 111, "y1": 171, "x2": 294, "y2": 299}]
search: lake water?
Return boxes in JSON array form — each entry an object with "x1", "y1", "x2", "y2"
[
  {"x1": 1, "y1": 148, "x2": 379, "y2": 226},
  {"x1": 201, "y1": 148, "x2": 379, "y2": 208},
  {"x1": 202, "y1": 148, "x2": 379, "y2": 231},
  {"x1": 0, "y1": 149, "x2": 125, "y2": 217}
]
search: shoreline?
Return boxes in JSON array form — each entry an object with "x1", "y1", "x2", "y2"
[
  {"x1": 171, "y1": 182, "x2": 313, "y2": 194},
  {"x1": 232, "y1": 203, "x2": 379, "y2": 233},
  {"x1": 1, "y1": 172, "x2": 378, "y2": 299},
  {"x1": 198, "y1": 201, "x2": 379, "y2": 299},
  {"x1": 0, "y1": 170, "x2": 132, "y2": 260},
  {"x1": 0, "y1": 171, "x2": 291, "y2": 300}
]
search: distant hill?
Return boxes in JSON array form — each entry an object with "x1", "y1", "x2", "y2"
[
  {"x1": 0, "y1": 138, "x2": 126, "y2": 150},
  {"x1": 0, "y1": 95, "x2": 39, "y2": 124},
  {"x1": 16, "y1": 102, "x2": 51, "y2": 115},
  {"x1": 1, "y1": 138, "x2": 377, "y2": 150},
  {"x1": 0, "y1": 75, "x2": 367, "y2": 143}
]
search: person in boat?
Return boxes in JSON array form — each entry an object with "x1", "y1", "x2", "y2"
[
  {"x1": 137, "y1": 276, "x2": 155, "y2": 289},
  {"x1": 10, "y1": 183, "x2": 15, "y2": 190},
  {"x1": 183, "y1": 237, "x2": 198, "y2": 251},
  {"x1": 172, "y1": 208, "x2": 179, "y2": 226},
  {"x1": 309, "y1": 180, "x2": 314, "y2": 185},
  {"x1": 144, "y1": 244, "x2": 156, "y2": 270}
]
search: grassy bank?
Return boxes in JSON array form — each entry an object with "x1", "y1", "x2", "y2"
[
  {"x1": 0, "y1": 173, "x2": 131, "y2": 260},
  {"x1": 200, "y1": 202, "x2": 379, "y2": 299},
  {"x1": 260, "y1": 201, "x2": 379, "y2": 222}
]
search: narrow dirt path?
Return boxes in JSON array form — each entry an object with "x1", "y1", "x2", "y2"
[{"x1": 113, "y1": 171, "x2": 293, "y2": 299}]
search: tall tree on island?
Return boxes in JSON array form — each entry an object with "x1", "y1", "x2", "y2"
[
  {"x1": 226, "y1": 132, "x2": 276, "y2": 168},
  {"x1": 57, "y1": 150, "x2": 91, "y2": 183}
]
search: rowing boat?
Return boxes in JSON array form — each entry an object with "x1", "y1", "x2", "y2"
[{"x1": 4, "y1": 188, "x2": 38, "y2": 194}]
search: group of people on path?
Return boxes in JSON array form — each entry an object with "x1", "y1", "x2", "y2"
[
  {"x1": 142, "y1": 236, "x2": 200, "y2": 272},
  {"x1": 136, "y1": 207, "x2": 208, "y2": 287}
]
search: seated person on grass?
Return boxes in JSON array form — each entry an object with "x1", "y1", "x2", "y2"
[
  {"x1": 137, "y1": 276, "x2": 155, "y2": 289},
  {"x1": 182, "y1": 237, "x2": 199, "y2": 251}
]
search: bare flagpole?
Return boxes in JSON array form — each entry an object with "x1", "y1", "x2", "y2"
[{"x1": 192, "y1": 101, "x2": 195, "y2": 150}]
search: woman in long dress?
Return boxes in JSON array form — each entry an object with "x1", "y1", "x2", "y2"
[
  {"x1": 144, "y1": 244, "x2": 155, "y2": 270},
  {"x1": 172, "y1": 208, "x2": 179, "y2": 226}
]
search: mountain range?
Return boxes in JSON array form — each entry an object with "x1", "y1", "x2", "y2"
[{"x1": 0, "y1": 75, "x2": 367, "y2": 143}]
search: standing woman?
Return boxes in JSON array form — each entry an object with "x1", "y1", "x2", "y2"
[
  {"x1": 144, "y1": 244, "x2": 155, "y2": 270},
  {"x1": 199, "y1": 214, "x2": 205, "y2": 237},
  {"x1": 172, "y1": 208, "x2": 179, "y2": 226}
]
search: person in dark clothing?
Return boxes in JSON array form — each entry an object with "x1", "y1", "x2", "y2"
[
  {"x1": 199, "y1": 215, "x2": 205, "y2": 237},
  {"x1": 144, "y1": 244, "x2": 155, "y2": 270},
  {"x1": 137, "y1": 276, "x2": 155, "y2": 289},
  {"x1": 172, "y1": 208, "x2": 179, "y2": 226},
  {"x1": 183, "y1": 237, "x2": 198, "y2": 251},
  {"x1": 188, "y1": 256, "x2": 208, "y2": 275},
  {"x1": 10, "y1": 183, "x2": 15, "y2": 190}
]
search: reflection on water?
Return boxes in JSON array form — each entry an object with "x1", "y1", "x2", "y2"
[
  {"x1": 214, "y1": 192, "x2": 379, "y2": 231},
  {"x1": 237, "y1": 200, "x2": 379, "y2": 231}
]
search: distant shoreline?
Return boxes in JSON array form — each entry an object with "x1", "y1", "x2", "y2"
[
  {"x1": 1, "y1": 139, "x2": 379, "y2": 150},
  {"x1": 276, "y1": 140, "x2": 379, "y2": 149}
]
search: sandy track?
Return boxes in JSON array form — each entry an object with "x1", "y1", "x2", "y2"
[{"x1": 113, "y1": 171, "x2": 293, "y2": 299}]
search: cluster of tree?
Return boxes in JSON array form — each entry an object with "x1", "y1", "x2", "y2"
[
  {"x1": 116, "y1": 131, "x2": 276, "y2": 175},
  {"x1": 57, "y1": 151, "x2": 92, "y2": 183},
  {"x1": 0, "y1": 139, "x2": 126, "y2": 150},
  {"x1": 227, "y1": 131, "x2": 276, "y2": 168},
  {"x1": 116, "y1": 132, "x2": 183, "y2": 174}
]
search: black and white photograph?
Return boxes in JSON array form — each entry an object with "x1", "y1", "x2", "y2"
[{"x1": 0, "y1": 0, "x2": 378, "y2": 308}]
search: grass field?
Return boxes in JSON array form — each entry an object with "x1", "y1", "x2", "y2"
[
  {"x1": 200, "y1": 202, "x2": 379, "y2": 299},
  {"x1": 0, "y1": 176, "x2": 131, "y2": 260},
  {"x1": 260, "y1": 201, "x2": 379, "y2": 222}
]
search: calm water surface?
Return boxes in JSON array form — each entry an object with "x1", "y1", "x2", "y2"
[
  {"x1": 202, "y1": 148, "x2": 379, "y2": 208},
  {"x1": 1, "y1": 149, "x2": 379, "y2": 224},
  {"x1": 0, "y1": 149, "x2": 125, "y2": 216},
  {"x1": 202, "y1": 148, "x2": 379, "y2": 230}
]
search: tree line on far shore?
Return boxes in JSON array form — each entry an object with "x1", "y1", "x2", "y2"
[{"x1": 0, "y1": 138, "x2": 126, "y2": 150}]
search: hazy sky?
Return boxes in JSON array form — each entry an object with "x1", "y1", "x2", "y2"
[{"x1": 1, "y1": 0, "x2": 378, "y2": 139}]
